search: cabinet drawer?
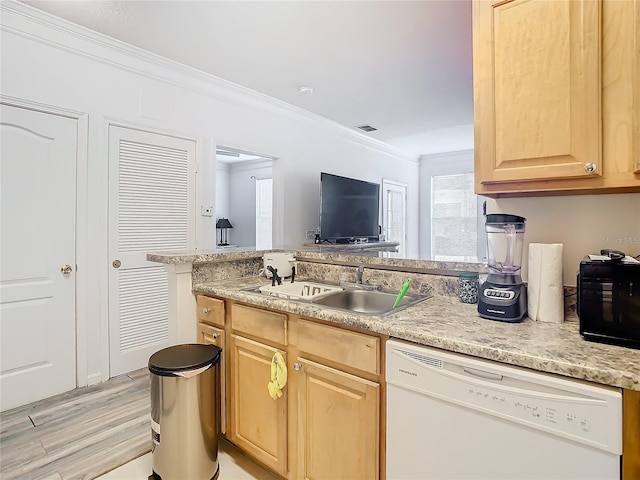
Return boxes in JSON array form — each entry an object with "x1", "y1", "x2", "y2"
[
  {"x1": 231, "y1": 304, "x2": 287, "y2": 345},
  {"x1": 197, "y1": 295, "x2": 225, "y2": 326},
  {"x1": 297, "y1": 319, "x2": 379, "y2": 375}
]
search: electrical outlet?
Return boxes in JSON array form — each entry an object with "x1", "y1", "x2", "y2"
[
  {"x1": 306, "y1": 230, "x2": 316, "y2": 239},
  {"x1": 201, "y1": 206, "x2": 213, "y2": 217}
]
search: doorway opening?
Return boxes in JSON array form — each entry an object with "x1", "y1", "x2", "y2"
[{"x1": 215, "y1": 147, "x2": 275, "y2": 249}]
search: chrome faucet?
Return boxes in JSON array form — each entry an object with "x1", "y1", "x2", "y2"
[{"x1": 340, "y1": 265, "x2": 377, "y2": 290}]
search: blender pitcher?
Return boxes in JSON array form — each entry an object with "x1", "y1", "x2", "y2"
[
  {"x1": 486, "y1": 215, "x2": 526, "y2": 275},
  {"x1": 479, "y1": 214, "x2": 528, "y2": 322}
]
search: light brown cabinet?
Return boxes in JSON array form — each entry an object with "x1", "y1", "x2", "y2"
[
  {"x1": 197, "y1": 322, "x2": 226, "y2": 435},
  {"x1": 197, "y1": 297, "x2": 227, "y2": 434},
  {"x1": 199, "y1": 295, "x2": 385, "y2": 479},
  {"x1": 473, "y1": 0, "x2": 640, "y2": 196},
  {"x1": 290, "y1": 319, "x2": 381, "y2": 480},
  {"x1": 293, "y1": 360, "x2": 379, "y2": 479},
  {"x1": 228, "y1": 334, "x2": 288, "y2": 476}
]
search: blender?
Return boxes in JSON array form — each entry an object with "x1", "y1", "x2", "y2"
[{"x1": 478, "y1": 214, "x2": 528, "y2": 322}]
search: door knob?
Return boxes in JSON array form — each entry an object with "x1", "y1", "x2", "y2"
[
  {"x1": 112, "y1": 260, "x2": 121, "y2": 268},
  {"x1": 60, "y1": 264, "x2": 73, "y2": 275},
  {"x1": 584, "y1": 162, "x2": 597, "y2": 173}
]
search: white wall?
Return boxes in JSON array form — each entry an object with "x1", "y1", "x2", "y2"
[
  {"x1": 278, "y1": 130, "x2": 422, "y2": 257},
  {"x1": 0, "y1": 2, "x2": 418, "y2": 385},
  {"x1": 488, "y1": 194, "x2": 640, "y2": 286}
]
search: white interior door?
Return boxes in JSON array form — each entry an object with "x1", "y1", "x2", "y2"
[
  {"x1": 0, "y1": 104, "x2": 77, "y2": 411},
  {"x1": 108, "y1": 126, "x2": 195, "y2": 376},
  {"x1": 382, "y1": 179, "x2": 407, "y2": 257}
]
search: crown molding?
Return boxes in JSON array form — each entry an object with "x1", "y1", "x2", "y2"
[
  {"x1": 1, "y1": 0, "x2": 412, "y2": 161},
  {"x1": 419, "y1": 148, "x2": 474, "y2": 162}
]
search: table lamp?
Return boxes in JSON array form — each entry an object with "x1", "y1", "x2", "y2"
[{"x1": 216, "y1": 218, "x2": 233, "y2": 246}]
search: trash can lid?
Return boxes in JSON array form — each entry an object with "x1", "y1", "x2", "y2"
[{"x1": 148, "y1": 344, "x2": 222, "y2": 376}]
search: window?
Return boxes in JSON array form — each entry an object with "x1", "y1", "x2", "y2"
[
  {"x1": 419, "y1": 150, "x2": 485, "y2": 262},
  {"x1": 431, "y1": 173, "x2": 478, "y2": 261}
]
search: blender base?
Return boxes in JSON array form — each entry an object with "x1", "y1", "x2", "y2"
[{"x1": 478, "y1": 278, "x2": 528, "y2": 322}]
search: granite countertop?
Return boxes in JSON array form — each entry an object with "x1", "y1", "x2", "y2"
[
  {"x1": 194, "y1": 276, "x2": 640, "y2": 391},
  {"x1": 148, "y1": 249, "x2": 267, "y2": 265}
]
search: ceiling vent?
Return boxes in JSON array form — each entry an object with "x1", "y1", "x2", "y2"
[{"x1": 356, "y1": 125, "x2": 378, "y2": 132}]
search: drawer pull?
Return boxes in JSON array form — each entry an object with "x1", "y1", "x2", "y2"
[
  {"x1": 203, "y1": 307, "x2": 210, "y2": 314},
  {"x1": 293, "y1": 362, "x2": 302, "y2": 371},
  {"x1": 210, "y1": 333, "x2": 220, "y2": 340}
]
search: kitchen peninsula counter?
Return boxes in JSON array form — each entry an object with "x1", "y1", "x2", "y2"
[{"x1": 195, "y1": 275, "x2": 640, "y2": 392}]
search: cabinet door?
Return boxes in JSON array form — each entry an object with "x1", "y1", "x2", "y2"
[
  {"x1": 228, "y1": 335, "x2": 287, "y2": 476},
  {"x1": 602, "y1": 0, "x2": 640, "y2": 182},
  {"x1": 295, "y1": 358, "x2": 380, "y2": 480},
  {"x1": 197, "y1": 323, "x2": 226, "y2": 435},
  {"x1": 473, "y1": 0, "x2": 602, "y2": 187}
]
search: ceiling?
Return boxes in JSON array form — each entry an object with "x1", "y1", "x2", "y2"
[{"x1": 20, "y1": 0, "x2": 474, "y2": 159}]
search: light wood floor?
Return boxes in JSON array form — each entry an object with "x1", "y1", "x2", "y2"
[{"x1": 0, "y1": 368, "x2": 151, "y2": 480}]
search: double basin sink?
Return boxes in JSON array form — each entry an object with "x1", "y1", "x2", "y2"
[{"x1": 251, "y1": 280, "x2": 430, "y2": 316}]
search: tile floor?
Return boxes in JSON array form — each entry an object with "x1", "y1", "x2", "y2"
[{"x1": 97, "y1": 439, "x2": 280, "y2": 480}]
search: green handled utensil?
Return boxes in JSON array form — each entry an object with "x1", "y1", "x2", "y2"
[{"x1": 393, "y1": 278, "x2": 412, "y2": 308}]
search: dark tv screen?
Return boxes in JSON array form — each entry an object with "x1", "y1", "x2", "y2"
[{"x1": 320, "y1": 172, "x2": 380, "y2": 241}]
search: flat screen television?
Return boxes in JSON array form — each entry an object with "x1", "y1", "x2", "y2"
[{"x1": 320, "y1": 172, "x2": 380, "y2": 243}]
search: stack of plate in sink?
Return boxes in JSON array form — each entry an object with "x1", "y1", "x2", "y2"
[{"x1": 258, "y1": 282, "x2": 343, "y2": 300}]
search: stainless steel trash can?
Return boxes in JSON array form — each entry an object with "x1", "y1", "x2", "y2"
[{"x1": 148, "y1": 344, "x2": 222, "y2": 480}]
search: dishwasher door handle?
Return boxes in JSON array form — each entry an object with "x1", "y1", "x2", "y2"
[{"x1": 462, "y1": 366, "x2": 504, "y2": 382}]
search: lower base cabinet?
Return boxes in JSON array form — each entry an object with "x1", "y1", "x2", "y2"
[
  {"x1": 292, "y1": 358, "x2": 380, "y2": 480},
  {"x1": 197, "y1": 322, "x2": 226, "y2": 435},
  {"x1": 203, "y1": 296, "x2": 385, "y2": 479},
  {"x1": 228, "y1": 334, "x2": 288, "y2": 477}
]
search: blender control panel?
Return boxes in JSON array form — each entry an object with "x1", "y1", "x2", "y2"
[{"x1": 484, "y1": 289, "x2": 516, "y2": 300}]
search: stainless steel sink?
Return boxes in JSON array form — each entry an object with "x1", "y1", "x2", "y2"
[{"x1": 311, "y1": 288, "x2": 430, "y2": 316}]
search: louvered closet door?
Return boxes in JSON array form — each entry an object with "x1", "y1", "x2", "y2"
[{"x1": 108, "y1": 126, "x2": 195, "y2": 376}]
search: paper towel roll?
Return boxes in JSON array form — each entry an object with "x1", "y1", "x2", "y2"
[{"x1": 527, "y1": 243, "x2": 564, "y2": 323}]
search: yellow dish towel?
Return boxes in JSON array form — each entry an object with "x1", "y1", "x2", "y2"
[{"x1": 267, "y1": 352, "x2": 287, "y2": 400}]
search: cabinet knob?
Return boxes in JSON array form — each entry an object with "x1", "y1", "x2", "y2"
[
  {"x1": 203, "y1": 307, "x2": 210, "y2": 314},
  {"x1": 584, "y1": 162, "x2": 597, "y2": 173},
  {"x1": 211, "y1": 333, "x2": 220, "y2": 340},
  {"x1": 293, "y1": 362, "x2": 302, "y2": 371}
]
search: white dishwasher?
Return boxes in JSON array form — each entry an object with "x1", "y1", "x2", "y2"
[{"x1": 386, "y1": 339, "x2": 622, "y2": 480}]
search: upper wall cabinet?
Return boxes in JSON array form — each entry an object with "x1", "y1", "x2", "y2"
[{"x1": 473, "y1": 0, "x2": 640, "y2": 197}]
